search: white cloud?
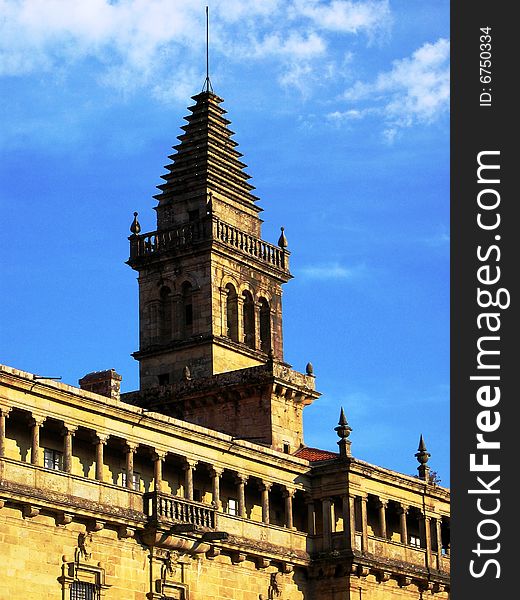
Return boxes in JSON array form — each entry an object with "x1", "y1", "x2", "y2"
[
  {"x1": 298, "y1": 262, "x2": 361, "y2": 280},
  {"x1": 292, "y1": 0, "x2": 391, "y2": 37},
  {"x1": 343, "y1": 38, "x2": 450, "y2": 136},
  {"x1": 0, "y1": 0, "x2": 393, "y2": 99}
]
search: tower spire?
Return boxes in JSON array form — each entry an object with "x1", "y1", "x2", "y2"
[{"x1": 202, "y1": 6, "x2": 213, "y2": 93}]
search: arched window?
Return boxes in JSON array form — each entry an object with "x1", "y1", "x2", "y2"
[
  {"x1": 182, "y1": 282, "x2": 194, "y2": 337},
  {"x1": 242, "y1": 290, "x2": 255, "y2": 349},
  {"x1": 225, "y1": 283, "x2": 238, "y2": 342},
  {"x1": 259, "y1": 298, "x2": 271, "y2": 353},
  {"x1": 160, "y1": 286, "x2": 172, "y2": 343}
]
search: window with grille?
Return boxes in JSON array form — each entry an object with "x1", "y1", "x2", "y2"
[
  {"x1": 70, "y1": 581, "x2": 98, "y2": 600},
  {"x1": 44, "y1": 448, "x2": 63, "y2": 471}
]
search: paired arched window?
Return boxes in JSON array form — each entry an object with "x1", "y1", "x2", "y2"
[
  {"x1": 225, "y1": 283, "x2": 239, "y2": 342},
  {"x1": 259, "y1": 298, "x2": 271, "y2": 353},
  {"x1": 242, "y1": 290, "x2": 255, "y2": 349}
]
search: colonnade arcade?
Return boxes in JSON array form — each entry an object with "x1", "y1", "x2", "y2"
[
  {"x1": 0, "y1": 405, "x2": 450, "y2": 559},
  {"x1": 0, "y1": 406, "x2": 304, "y2": 530}
]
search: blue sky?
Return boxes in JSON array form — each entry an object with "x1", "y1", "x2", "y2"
[{"x1": 0, "y1": 1, "x2": 449, "y2": 484}]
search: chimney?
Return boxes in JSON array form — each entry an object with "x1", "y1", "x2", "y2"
[{"x1": 79, "y1": 369, "x2": 122, "y2": 401}]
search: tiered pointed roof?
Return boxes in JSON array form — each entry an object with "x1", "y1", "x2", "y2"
[{"x1": 154, "y1": 91, "x2": 260, "y2": 209}]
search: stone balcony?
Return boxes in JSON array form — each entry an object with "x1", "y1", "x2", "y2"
[
  {"x1": 128, "y1": 215, "x2": 290, "y2": 276},
  {"x1": 144, "y1": 491, "x2": 216, "y2": 530}
]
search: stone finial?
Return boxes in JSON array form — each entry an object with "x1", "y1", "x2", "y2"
[
  {"x1": 305, "y1": 362, "x2": 314, "y2": 376},
  {"x1": 277, "y1": 226, "x2": 288, "y2": 249},
  {"x1": 334, "y1": 407, "x2": 352, "y2": 458},
  {"x1": 130, "y1": 212, "x2": 141, "y2": 236},
  {"x1": 415, "y1": 434, "x2": 431, "y2": 481},
  {"x1": 182, "y1": 366, "x2": 192, "y2": 381}
]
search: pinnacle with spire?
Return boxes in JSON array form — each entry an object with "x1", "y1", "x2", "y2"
[
  {"x1": 415, "y1": 434, "x2": 431, "y2": 481},
  {"x1": 335, "y1": 407, "x2": 352, "y2": 458},
  {"x1": 154, "y1": 92, "x2": 260, "y2": 222}
]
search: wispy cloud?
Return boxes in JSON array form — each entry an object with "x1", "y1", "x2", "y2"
[
  {"x1": 0, "y1": 0, "x2": 393, "y2": 98},
  {"x1": 292, "y1": 0, "x2": 391, "y2": 38},
  {"x1": 297, "y1": 262, "x2": 363, "y2": 280},
  {"x1": 341, "y1": 38, "x2": 449, "y2": 139}
]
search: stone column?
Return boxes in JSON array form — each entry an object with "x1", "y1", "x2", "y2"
[
  {"x1": 254, "y1": 302, "x2": 262, "y2": 350},
  {"x1": 305, "y1": 496, "x2": 316, "y2": 536},
  {"x1": 237, "y1": 296, "x2": 245, "y2": 344},
  {"x1": 398, "y1": 504, "x2": 409, "y2": 545},
  {"x1": 259, "y1": 481, "x2": 272, "y2": 524},
  {"x1": 321, "y1": 498, "x2": 333, "y2": 550},
  {"x1": 153, "y1": 451, "x2": 165, "y2": 493},
  {"x1": 219, "y1": 287, "x2": 227, "y2": 337},
  {"x1": 94, "y1": 434, "x2": 108, "y2": 482},
  {"x1": 377, "y1": 499, "x2": 388, "y2": 539},
  {"x1": 30, "y1": 416, "x2": 45, "y2": 466},
  {"x1": 61, "y1": 424, "x2": 77, "y2": 474},
  {"x1": 210, "y1": 466, "x2": 224, "y2": 510},
  {"x1": 360, "y1": 495, "x2": 369, "y2": 554},
  {"x1": 183, "y1": 459, "x2": 198, "y2": 500},
  {"x1": 435, "y1": 517, "x2": 443, "y2": 556},
  {"x1": 423, "y1": 515, "x2": 433, "y2": 568},
  {"x1": 342, "y1": 494, "x2": 355, "y2": 548},
  {"x1": 236, "y1": 473, "x2": 248, "y2": 517},
  {"x1": 0, "y1": 407, "x2": 11, "y2": 457},
  {"x1": 125, "y1": 442, "x2": 138, "y2": 490},
  {"x1": 283, "y1": 488, "x2": 295, "y2": 529}
]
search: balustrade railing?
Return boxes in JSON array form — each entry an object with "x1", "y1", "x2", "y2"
[
  {"x1": 212, "y1": 217, "x2": 288, "y2": 271},
  {"x1": 129, "y1": 216, "x2": 289, "y2": 272},
  {"x1": 144, "y1": 491, "x2": 216, "y2": 530}
]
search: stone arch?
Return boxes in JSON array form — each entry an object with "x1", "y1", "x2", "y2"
[{"x1": 224, "y1": 283, "x2": 239, "y2": 342}]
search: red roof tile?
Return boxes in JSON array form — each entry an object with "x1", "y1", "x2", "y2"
[{"x1": 294, "y1": 447, "x2": 338, "y2": 462}]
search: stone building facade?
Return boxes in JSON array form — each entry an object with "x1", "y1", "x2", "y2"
[{"x1": 0, "y1": 90, "x2": 449, "y2": 599}]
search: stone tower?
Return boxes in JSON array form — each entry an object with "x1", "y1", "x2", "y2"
[{"x1": 126, "y1": 91, "x2": 319, "y2": 451}]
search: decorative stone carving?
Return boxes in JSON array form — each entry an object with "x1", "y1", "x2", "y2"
[
  {"x1": 268, "y1": 572, "x2": 283, "y2": 598},
  {"x1": 76, "y1": 532, "x2": 93, "y2": 562},
  {"x1": 161, "y1": 550, "x2": 179, "y2": 582}
]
